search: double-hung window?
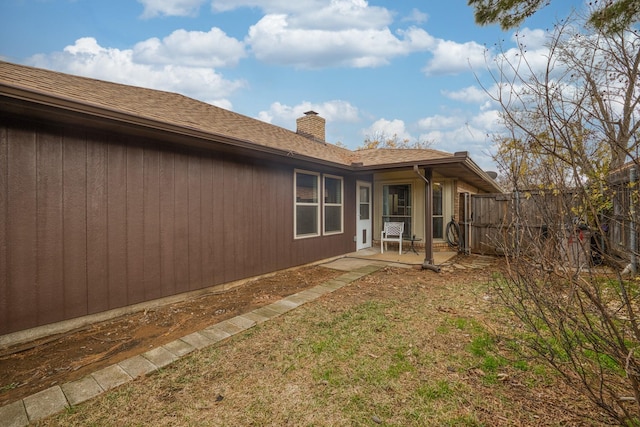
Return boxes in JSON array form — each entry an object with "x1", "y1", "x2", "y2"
[
  {"x1": 294, "y1": 170, "x2": 343, "y2": 238},
  {"x1": 295, "y1": 171, "x2": 320, "y2": 237},
  {"x1": 324, "y1": 175, "x2": 343, "y2": 234}
]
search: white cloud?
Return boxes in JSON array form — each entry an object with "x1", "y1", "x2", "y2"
[
  {"x1": 362, "y1": 118, "x2": 412, "y2": 141},
  {"x1": 510, "y1": 27, "x2": 548, "y2": 49},
  {"x1": 422, "y1": 39, "x2": 488, "y2": 76},
  {"x1": 417, "y1": 114, "x2": 463, "y2": 130},
  {"x1": 402, "y1": 8, "x2": 428, "y2": 24},
  {"x1": 138, "y1": 0, "x2": 206, "y2": 18},
  {"x1": 28, "y1": 37, "x2": 245, "y2": 107},
  {"x1": 247, "y1": 14, "x2": 433, "y2": 68},
  {"x1": 415, "y1": 107, "x2": 505, "y2": 170},
  {"x1": 442, "y1": 85, "x2": 490, "y2": 104},
  {"x1": 287, "y1": 0, "x2": 392, "y2": 31},
  {"x1": 491, "y1": 27, "x2": 552, "y2": 79},
  {"x1": 211, "y1": 0, "x2": 392, "y2": 30},
  {"x1": 133, "y1": 27, "x2": 246, "y2": 67},
  {"x1": 137, "y1": 1, "x2": 436, "y2": 71},
  {"x1": 469, "y1": 109, "x2": 502, "y2": 132},
  {"x1": 257, "y1": 100, "x2": 360, "y2": 125}
]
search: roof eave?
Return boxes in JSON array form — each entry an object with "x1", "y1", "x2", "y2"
[
  {"x1": 1, "y1": 83, "x2": 356, "y2": 171},
  {"x1": 353, "y1": 152, "x2": 503, "y2": 193}
]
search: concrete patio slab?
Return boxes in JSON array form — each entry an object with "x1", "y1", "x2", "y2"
[{"x1": 324, "y1": 257, "x2": 384, "y2": 271}]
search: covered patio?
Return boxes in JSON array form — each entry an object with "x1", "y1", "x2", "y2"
[{"x1": 345, "y1": 247, "x2": 458, "y2": 268}]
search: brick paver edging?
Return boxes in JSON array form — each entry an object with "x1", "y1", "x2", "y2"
[{"x1": 0, "y1": 264, "x2": 382, "y2": 427}]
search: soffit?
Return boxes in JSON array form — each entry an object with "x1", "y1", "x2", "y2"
[{"x1": 0, "y1": 61, "x2": 502, "y2": 192}]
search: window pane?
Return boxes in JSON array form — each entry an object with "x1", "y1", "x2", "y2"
[
  {"x1": 359, "y1": 203, "x2": 370, "y2": 220},
  {"x1": 383, "y1": 185, "x2": 411, "y2": 216},
  {"x1": 296, "y1": 205, "x2": 318, "y2": 235},
  {"x1": 382, "y1": 184, "x2": 411, "y2": 237},
  {"x1": 359, "y1": 186, "x2": 369, "y2": 203},
  {"x1": 433, "y1": 183, "x2": 442, "y2": 216},
  {"x1": 296, "y1": 173, "x2": 317, "y2": 203},
  {"x1": 433, "y1": 217, "x2": 443, "y2": 239},
  {"x1": 325, "y1": 206, "x2": 342, "y2": 233},
  {"x1": 324, "y1": 177, "x2": 341, "y2": 204}
]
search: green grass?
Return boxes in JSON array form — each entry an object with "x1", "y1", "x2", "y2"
[{"x1": 37, "y1": 267, "x2": 607, "y2": 426}]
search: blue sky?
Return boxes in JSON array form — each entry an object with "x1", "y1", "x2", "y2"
[{"x1": 0, "y1": 0, "x2": 584, "y2": 170}]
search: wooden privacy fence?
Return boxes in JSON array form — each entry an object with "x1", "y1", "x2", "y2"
[{"x1": 469, "y1": 192, "x2": 593, "y2": 265}]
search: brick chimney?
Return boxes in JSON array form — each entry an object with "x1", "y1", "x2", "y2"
[{"x1": 296, "y1": 111, "x2": 325, "y2": 142}]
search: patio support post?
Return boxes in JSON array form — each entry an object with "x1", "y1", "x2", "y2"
[{"x1": 415, "y1": 166, "x2": 440, "y2": 272}]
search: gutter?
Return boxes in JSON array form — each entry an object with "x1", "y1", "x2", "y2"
[
  {"x1": 0, "y1": 83, "x2": 507, "y2": 188},
  {"x1": 0, "y1": 85, "x2": 356, "y2": 172}
]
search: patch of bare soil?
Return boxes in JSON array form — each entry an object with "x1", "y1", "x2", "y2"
[
  {"x1": 1, "y1": 255, "x2": 611, "y2": 425},
  {"x1": 0, "y1": 265, "x2": 342, "y2": 406}
]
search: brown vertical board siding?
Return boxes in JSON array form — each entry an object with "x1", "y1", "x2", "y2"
[
  {"x1": 159, "y1": 150, "x2": 176, "y2": 297},
  {"x1": 107, "y1": 142, "x2": 128, "y2": 308},
  {"x1": 199, "y1": 155, "x2": 215, "y2": 288},
  {"x1": 126, "y1": 143, "x2": 145, "y2": 304},
  {"x1": 7, "y1": 127, "x2": 38, "y2": 331},
  {"x1": 173, "y1": 152, "x2": 190, "y2": 293},
  {"x1": 222, "y1": 160, "x2": 238, "y2": 282},
  {"x1": 0, "y1": 125, "x2": 7, "y2": 333},
  {"x1": 36, "y1": 131, "x2": 65, "y2": 324},
  {"x1": 276, "y1": 168, "x2": 292, "y2": 271},
  {"x1": 62, "y1": 131, "x2": 88, "y2": 319},
  {"x1": 187, "y1": 156, "x2": 202, "y2": 290},
  {"x1": 258, "y1": 166, "x2": 277, "y2": 273},
  {"x1": 210, "y1": 155, "x2": 225, "y2": 285},
  {"x1": 143, "y1": 148, "x2": 161, "y2": 301},
  {"x1": 86, "y1": 136, "x2": 109, "y2": 314},
  {"x1": 237, "y1": 162, "x2": 255, "y2": 277},
  {"x1": 1, "y1": 118, "x2": 360, "y2": 336}
]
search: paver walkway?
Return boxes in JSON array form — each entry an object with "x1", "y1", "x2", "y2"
[
  {"x1": 0, "y1": 249, "x2": 471, "y2": 426},
  {"x1": 0, "y1": 261, "x2": 384, "y2": 427}
]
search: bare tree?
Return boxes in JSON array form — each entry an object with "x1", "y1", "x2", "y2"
[
  {"x1": 485, "y1": 13, "x2": 640, "y2": 424},
  {"x1": 358, "y1": 131, "x2": 433, "y2": 150}
]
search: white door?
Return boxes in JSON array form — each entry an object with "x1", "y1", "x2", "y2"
[{"x1": 356, "y1": 181, "x2": 372, "y2": 250}]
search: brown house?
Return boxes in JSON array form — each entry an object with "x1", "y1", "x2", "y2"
[{"x1": 0, "y1": 61, "x2": 501, "y2": 340}]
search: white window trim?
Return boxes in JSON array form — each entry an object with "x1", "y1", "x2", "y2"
[
  {"x1": 323, "y1": 174, "x2": 344, "y2": 235},
  {"x1": 294, "y1": 169, "x2": 320, "y2": 239},
  {"x1": 433, "y1": 180, "x2": 452, "y2": 241}
]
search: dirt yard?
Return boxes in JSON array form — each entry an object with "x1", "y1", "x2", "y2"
[
  {"x1": 0, "y1": 264, "x2": 343, "y2": 407},
  {"x1": 0, "y1": 254, "x2": 610, "y2": 425}
]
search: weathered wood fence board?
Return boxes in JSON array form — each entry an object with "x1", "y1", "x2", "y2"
[{"x1": 470, "y1": 192, "x2": 579, "y2": 256}]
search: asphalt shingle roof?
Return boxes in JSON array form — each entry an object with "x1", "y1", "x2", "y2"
[
  {"x1": 0, "y1": 61, "x2": 362, "y2": 165},
  {"x1": 0, "y1": 61, "x2": 466, "y2": 169}
]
